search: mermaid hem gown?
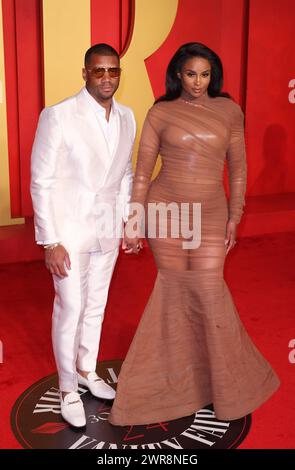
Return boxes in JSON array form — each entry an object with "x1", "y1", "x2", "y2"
[{"x1": 108, "y1": 93, "x2": 280, "y2": 426}]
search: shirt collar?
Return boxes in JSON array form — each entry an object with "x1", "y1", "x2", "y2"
[{"x1": 83, "y1": 86, "x2": 119, "y2": 116}]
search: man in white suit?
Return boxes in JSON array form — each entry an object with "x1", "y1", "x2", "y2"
[{"x1": 30, "y1": 43, "x2": 136, "y2": 427}]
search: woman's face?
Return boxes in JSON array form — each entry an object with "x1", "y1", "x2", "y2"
[{"x1": 177, "y1": 56, "x2": 211, "y2": 100}]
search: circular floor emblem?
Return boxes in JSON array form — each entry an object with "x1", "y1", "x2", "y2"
[{"x1": 11, "y1": 360, "x2": 250, "y2": 449}]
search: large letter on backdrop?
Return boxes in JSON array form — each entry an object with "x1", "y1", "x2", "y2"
[
  {"x1": 117, "y1": 0, "x2": 178, "y2": 173},
  {"x1": 42, "y1": 0, "x2": 90, "y2": 105}
]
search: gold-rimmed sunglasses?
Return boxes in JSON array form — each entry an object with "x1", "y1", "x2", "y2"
[{"x1": 86, "y1": 67, "x2": 122, "y2": 78}]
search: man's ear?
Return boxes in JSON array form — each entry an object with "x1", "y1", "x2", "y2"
[{"x1": 82, "y1": 68, "x2": 87, "y2": 81}]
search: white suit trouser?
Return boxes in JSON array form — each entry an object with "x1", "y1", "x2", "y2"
[{"x1": 51, "y1": 248, "x2": 119, "y2": 392}]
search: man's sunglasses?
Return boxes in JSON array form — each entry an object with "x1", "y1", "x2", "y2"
[{"x1": 86, "y1": 67, "x2": 122, "y2": 78}]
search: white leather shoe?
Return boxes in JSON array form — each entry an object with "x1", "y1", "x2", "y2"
[
  {"x1": 60, "y1": 391, "x2": 86, "y2": 427},
  {"x1": 77, "y1": 372, "x2": 116, "y2": 400}
]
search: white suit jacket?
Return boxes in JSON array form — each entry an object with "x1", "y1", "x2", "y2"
[{"x1": 30, "y1": 88, "x2": 136, "y2": 253}]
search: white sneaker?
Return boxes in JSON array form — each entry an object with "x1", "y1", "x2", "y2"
[
  {"x1": 77, "y1": 371, "x2": 116, "y2": 400},
  {"x1": 60, "y1": 391, "x2": 86, "y2": 427}
]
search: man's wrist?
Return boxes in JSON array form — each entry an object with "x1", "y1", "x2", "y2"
[{"x1": 43, "y1": 242, "x2": 61, "y2": 250}]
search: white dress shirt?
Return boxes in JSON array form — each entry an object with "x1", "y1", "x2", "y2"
[{"x1": 82, "y1": 86, "x2": 119, "y2": 157}]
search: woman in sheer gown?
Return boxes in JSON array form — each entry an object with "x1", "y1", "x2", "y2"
[{"x1": 109, "y1": 42, "x2": 280, "y2": 426}]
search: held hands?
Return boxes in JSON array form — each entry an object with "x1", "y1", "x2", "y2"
[
  {"x1": 122, "y1": 235, "x2": 144, "y2": 254},
  {"x1": 122, "y1": 220, "x2": 144, "y2": 254},
  {"x1": 225, "y1": 218, "x2": 238, "y2": 255},
  {"x1": 45, "y1": 245, "x2": 71, "y2": 277},
  {"x1": 122, "y1": 218, "x2": 238, "y2": 255}
]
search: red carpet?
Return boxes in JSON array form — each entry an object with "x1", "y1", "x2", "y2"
[{"x1": 0, "y1": 231, "x2": 294, "y2": 448}]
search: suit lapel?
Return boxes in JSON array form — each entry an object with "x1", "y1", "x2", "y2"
[{"x1": 74, "y1": 89, "x2": 129, "y2": 190}]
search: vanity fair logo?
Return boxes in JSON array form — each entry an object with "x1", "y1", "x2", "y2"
[{"x1": 11, "y1": 360, "x2": 250, "y2": 449}]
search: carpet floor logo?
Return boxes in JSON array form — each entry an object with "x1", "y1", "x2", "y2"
[{"x1": 11, "y1": 360, "x2": 250, "y2": 449}]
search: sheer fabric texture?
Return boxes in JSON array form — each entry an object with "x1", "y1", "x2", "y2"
[{"x1": 109, "y1": 93, "x2": 280, "y2": 425}]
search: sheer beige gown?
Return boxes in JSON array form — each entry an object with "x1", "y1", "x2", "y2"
[{"x1": 108, "y1": 93, "x2": 280, "y2": 425}]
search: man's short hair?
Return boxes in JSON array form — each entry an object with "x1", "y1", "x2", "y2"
[{"x1": 84, "y1": 43, "x2": 120, "y2": 66}]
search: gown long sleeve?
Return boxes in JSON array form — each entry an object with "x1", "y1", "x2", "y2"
[{"x1": 226, "y1": 106, "x2": 247, "y2": 224}]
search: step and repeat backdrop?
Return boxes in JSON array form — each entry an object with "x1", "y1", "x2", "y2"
[{"x1": 0, "y1": 0, "x2": 294, "y2": 228}]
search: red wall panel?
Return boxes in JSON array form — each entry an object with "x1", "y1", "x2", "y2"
[
  {"x1": 2, "y1": 0, "x2": 43, "y2": 218},
  {"x1": 15, "y1": 0, "x2": 44, "y2": 215},
  {"x1": 246, "y1": 0, "x2": 295, "y2": 195},
  {"x1": 91, "y1": 0, "x2": 133, "y2": 54},
  {"x1": 2, "y1": 0, "x2": 21, "y2": 217},
  {"x1": 145, "y1": 0, "x2": 248, "y2": 104}
]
